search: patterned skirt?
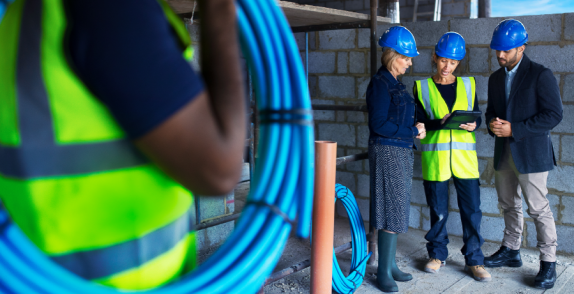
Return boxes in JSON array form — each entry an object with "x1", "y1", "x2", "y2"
[{"x1": 369, "y1": 143, "x2": 414, "y2": 233}]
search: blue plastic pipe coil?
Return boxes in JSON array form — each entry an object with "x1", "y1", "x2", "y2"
[
  {"x1": 332, "y1": 184, "x2": 372, "y2": 294},
  {"x1": 0, "y1": 0, "x2": 314, "y2": 293}
]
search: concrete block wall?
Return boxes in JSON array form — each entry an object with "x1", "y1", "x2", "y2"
[
  {"x1": 283, "y1": 0, "x2": 472, "y2": 22},
  {"x1": 298, "y1": 13, "x2": 574, "y2": 255}
]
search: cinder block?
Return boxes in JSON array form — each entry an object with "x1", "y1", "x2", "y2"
[
  {"x1": 346, "y1": 157, "x2": 363, "y2": 172},
  {"x1": 336, "y1": 171, "x2": 357, "y2": 192},
  {"x1": 358, "y1": 125, "x2": 369, "y2": 148},
  {"x1": 197, "y1": 193, "x2": 231, "y2": 221},
  {"x1": 526, "y1": 220, "x2": 536, "y2": 248},
  {"x1": 551, "y1": 134, "x2": 560, "y2": 161},
  {"x1": 480, "y1": 216, "x2": 505, "y2": 242},
  {"x1": 565, "y1": 13, "x2": 574, "y2": 41},
  {"x1": 294, "y1": 31, "x2": 316, "y2": 51},
  {"x1": 308, "y1": 52, "x2": 336, "y2": 74},
  {"x1": 412, "y1": 179, "x2": 427, "y2": 205},
  {"x1": 526, "y1": 45, "x2": 574, "y2": 73},
  {"x1": 309, "y1": 75, "x2": 318, "y2": 98},
  {"x1": 548, "y1": 165, "x2": 574, "y2": 194},
  {"x1": 196, "y1": 221, "x2": 234, "y2": 253},
  {"x1": 357, "y1": 76, "x2": 371, "y2": 99},
  {"x1": 450, "y1": 17, "x2": 503, "y2": 45},
  {"x1": 336, "y1": 201, "x2": 347, "y2": 219},
  {"x1": 556, "y1": 225, "x2": 574, "y2": 254},
  {"x1": 479, "y1": 158, "x2": 494, "y2": 186},
  {"x1": 563, "y1": 74, "x2": 574, "y2": 102},
  {"x1": 345, "y1": 0, "x2": 364, "y2": 11},
  {"x1": 489, "y1": 50, "x2": 502, "y2": 72},
  {"x1": 187, "y1": 23, "x2": 200, "y2": 42},
  {"x1": 366, "y1": 50, "x2": 383, "y2": 74},
  {"x1": 441, "y1": 1, "x2": 465, "y2": 16},
  {"x1": 318, "y1": 123, "x2": 356, "y2": 146},
  {"x1": 350, "y1": 51, "x2": 366, "y2": 73},
  {"x1": 400, "y1": 76, "x2": 429, "y2": 97},
  {"x1": 347, "y1": 111, "x2": 366, "y2": 123},
  {"x1": 358, "y1": 24, "x2": 395, "y2": 49},
  {"x1": 319, "y1": 29, "x2": 356, "y2": 50},
  {"x1": 522, "y1": 194, "x2": 560, "y2": 222},
  {"x1": 337, "y1": 52, "x2": 349, "y2": 74},
  {"x1": 312, "y1": 99, "x2": 335, "y2": 121},
  {"x1": 562, "y1": 135, "x2": 574, "y2": 164},
  {"x1": 413, "y1": 153, "x2": 423, "y2": 179},
  {"x1": 446, "y1": 211, "x2": 463, "y2": 236},
  {"x1": 481, "y1": 187, "x2": 501, "y2": 214},
  {"x1": 318, "y1": 76, "x2": 355, "y2": 98},
  {"x1": 553, "y1": 105, "x2": 574, "y2": 134},
  {"x1": 422, "y1": 206, "x2": 431, "y2": 230},
  {"x1": 410, "y1": 205, "x2": 421, "y2": 229},
  {"x1": 401, "y1": 20, "x2": 449, "y2": 47},
  {"x1": 324, "y1": 0, "x2": 344, "y2": 10},
  {"x1": 512, "y1": 14, "x2": 562, "y2": 43},
  {"x1": 413, "y1": 49, "x2": 433, "y2": 73},
  {"x1": 469, "y1": 47, "x2": 489, "y2": 73},
  {"x1": 562, "y1": 196, "x2": 574, "y2": 225},
  {"x1": 358, "y1": 174, "x2": 370, "y2": 198},
  {"x1": 475, "y1": 130, "x2": 495, "y2": 157}
]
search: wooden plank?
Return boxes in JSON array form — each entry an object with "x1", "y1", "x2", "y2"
[
  {"x1": 279, "y1": 1, "x2": 390, "y2": 27},
  {"x1": 165, "y1": 0, "x2": 390, "y2": 27}
]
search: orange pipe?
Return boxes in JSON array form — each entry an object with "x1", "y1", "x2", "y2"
[{"x1": 311, "y1": 141, "x2": 337, "y2": 294}]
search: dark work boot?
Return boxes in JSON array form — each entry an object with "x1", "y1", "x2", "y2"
[
  {"x1": 534, "y1": 261, "x2": 556, "y2": 289},
  {"x1": 389, "y1": 232, "x2": 413, "y2": 282},
  {"x1": 377, "y1": 231, "x2": 399, "y2": 292},
  {"x1": 484, "y1": 246, "x2": 522, "y2": 268}
]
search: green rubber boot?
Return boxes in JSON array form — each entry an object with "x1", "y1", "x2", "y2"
[
  {"x1": 389, "y1": 232, "x2": 413, "y2": 282},
  {"x1": 377, "y1": 231, "x2": 399, "y2": 292}
]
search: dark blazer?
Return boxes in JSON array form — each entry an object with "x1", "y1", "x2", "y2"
[{"x1": 485, "y1": 54, "x2": 563, "y2": 174}]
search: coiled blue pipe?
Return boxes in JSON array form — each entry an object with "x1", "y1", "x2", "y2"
[
  {"x1": 0, "y1": 0, "x2": 14, "y2": 21},
  {"x1": 332, "y1": 184, "x2": 372, "y2": 294},
  {"x1": 0, "y1": 0, "x2": 314, "y2": 293}
]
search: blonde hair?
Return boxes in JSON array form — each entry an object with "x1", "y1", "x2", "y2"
[{"x1": 381, "y1": 48, "x2": 409, "y2": 72}]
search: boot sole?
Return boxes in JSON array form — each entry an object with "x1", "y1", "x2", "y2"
[
  {"x1": 465, "y1": 266, "x2": 492, "y2": 282},
  {"x1": 534, "y1": 282, "x2": 555, "y2": 289},
  {"x1": 484, "y1": 260, "x2": 523, "y2": 268},
  {"x1": 424, "y1": 262, "x2": 445, "y2": 273}
]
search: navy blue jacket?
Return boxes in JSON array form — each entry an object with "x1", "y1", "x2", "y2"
[
  {"x1": 485, "y1": 54, "x2": 563, "y2": 174},
  {"x1": 366, "y1": 66, "x2": 419, "y2": 149}
]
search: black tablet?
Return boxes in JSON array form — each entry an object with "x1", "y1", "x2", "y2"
[{"x1": 442, "y1": 110, "x2": 482, "y2": 130}]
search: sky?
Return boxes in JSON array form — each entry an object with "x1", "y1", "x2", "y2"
[{"x1": 491, "y1": 0, "x2": 574, "y2": 17}]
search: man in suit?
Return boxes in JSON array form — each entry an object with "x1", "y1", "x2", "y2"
[{"x1": 484, "y1": 19, "x2": 563, "y2": 289}]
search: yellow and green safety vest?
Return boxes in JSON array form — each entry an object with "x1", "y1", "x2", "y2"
[
  {"x1": 415, "y1": 77, "x2": 479, "y2": 182},
  {"x1": 0, "y1": 0, "x2": 195, "y2": 290}
]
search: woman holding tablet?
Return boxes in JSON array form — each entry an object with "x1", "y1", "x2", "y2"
[
  {"x1": 366, "y1": 26, "x2": 425, "y2": 293},
  {"x1": 413, "y1": 32, "x2": 491, "y2": 282}
]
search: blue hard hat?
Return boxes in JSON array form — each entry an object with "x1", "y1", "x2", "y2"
[
  {"x1": 435, "y1": 32, "x2": 466, "y2": 61},
  {"x1": 378, "y1": 26, "x2": 419, "y2": 57},
  {"x1": 490, "y1": 19, "x2": 528, "y2": 51}
]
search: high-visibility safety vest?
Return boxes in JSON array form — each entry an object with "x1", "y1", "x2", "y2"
[
  {"x1": 415, "y1": 77, "x2": 479, "y2": 182},
  {"x1": 0, "y1": 0, "x2": 196, "y2": 290}
]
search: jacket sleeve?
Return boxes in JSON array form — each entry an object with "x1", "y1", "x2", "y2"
[
  {"x1": 485, "y1": 74, "x2": 497, "y2": 137},
  {"x1": 367, "y1": 78, "x2": 418, "y2": 138},
  {"x1": 511, "y1": 68, "x2": 563, "y2": 141}
]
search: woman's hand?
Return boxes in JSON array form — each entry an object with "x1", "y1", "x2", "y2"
[
  {"x1": 441, "y1": 113, "x2": 451, "y2": 125},
  {"x1": 415, "y1": 123, "x2": 426, "y2": 139},
  {"x1": 459, "y1": 121, "x2": 477, "y2": 132}
]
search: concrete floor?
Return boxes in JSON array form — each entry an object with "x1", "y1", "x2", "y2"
[{"x1": 228, "y1": 182, "x2": 574, "y2": 294}]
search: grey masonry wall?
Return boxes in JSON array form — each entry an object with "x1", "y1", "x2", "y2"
[
  {"x1": 296, "y1": 13, "x2": 574, "y2": 255},
  {"x1": 284, "y1": 0, "x2": 472, "y2": 23}
]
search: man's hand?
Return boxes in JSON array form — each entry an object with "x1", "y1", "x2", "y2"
[
  {"x1": 415, "y1": 123, "x2": 426, "y2": 139},
  {"x1": 460, "y1": 121, "x2": 477, "y2": 131},
  {"x1": 492, "y1": 118, "x2": 512, "y2": 137}
]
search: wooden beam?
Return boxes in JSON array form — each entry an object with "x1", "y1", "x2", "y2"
[{"x1": 165, "y1": 0, "x2": 391, "y2": 27}]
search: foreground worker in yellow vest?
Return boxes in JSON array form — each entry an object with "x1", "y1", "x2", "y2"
[
  {"x1": 414, "y1": 32, "x2": 491, "y2": 282},
  {"x1": 0, "y1": 0, "x2": 245, "y2": 290}
]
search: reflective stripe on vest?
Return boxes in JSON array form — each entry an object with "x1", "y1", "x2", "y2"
[
  {"x1": 0, "y1": 0, "x2": 196, "y2": 289},
  {"x1": 420, "y1": 142, "x2": 476, "y2": 152},
  {"x1": 51, "y1": 208, "x2": 194, "y2": 280},
  {"x1": 415, "y1": 77, "x2": 479, "y2": 181}
]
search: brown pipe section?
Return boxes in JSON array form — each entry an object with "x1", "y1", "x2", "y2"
[{"x1": 311, "y1": 141, "x2": 337, "y2": 294}]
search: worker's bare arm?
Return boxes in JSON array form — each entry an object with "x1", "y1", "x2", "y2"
[{"x1": 135, "y1": 0, "x2": 246, "y2": 196}]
